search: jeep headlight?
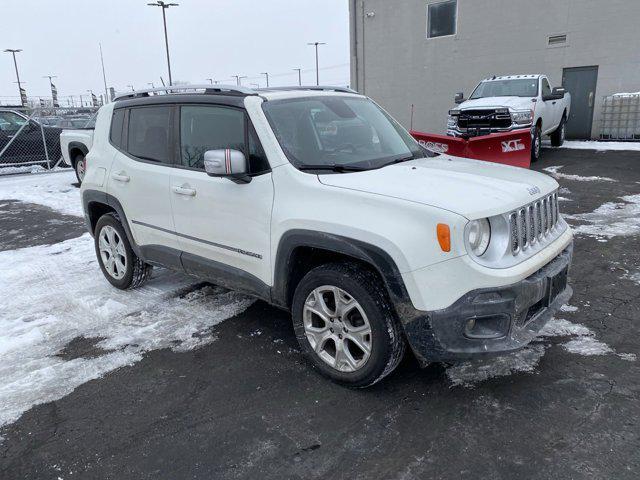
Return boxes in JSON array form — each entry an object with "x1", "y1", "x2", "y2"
[
  {"x1": 512, "y1": 110, "x2": 533, "y2": 125},
  {"x1": 466, "y1": 219, "x2": 491, "y2": 256}
]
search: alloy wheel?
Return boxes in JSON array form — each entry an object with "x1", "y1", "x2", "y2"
[
  {"x1": 303, "y1": 285, "x2": 372, "y2": 372},
  {"x1": 98, "y1": 225, "x2": 127, "y2": 280},
  {"x1": 76, "y1": 158, "x2": 86, "y2": 182}
]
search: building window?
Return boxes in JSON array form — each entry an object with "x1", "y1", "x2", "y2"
[{"x1": 427, "y1": 0, "x2": 457, "y2": 38}]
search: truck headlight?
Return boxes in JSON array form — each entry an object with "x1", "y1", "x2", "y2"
[
  {"x1": 512, "y1": 110, "x2": 533, "y2": 125},
  {"x1": 447, "y1": 115, "x2": 458, "y2": 128},
  {"x1": 466, "y1": 219, "x2": 491, "y2": 256}
]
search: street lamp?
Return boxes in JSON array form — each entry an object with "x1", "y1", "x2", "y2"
[
  {"x1": 293, "y1": 68, "x2": 302, "y2": 86},
  {"x1": 260, "y1": 72, "x2": 269, "y2": 88},
  {"x1": 127, "y1": 85, "x2": 135, "y2": 91},
  {"x1": 148, "y1": 82, "x2": 155, "y2": 88},
  {"x1": 206, "y1": 78, "x2": 214, "y2": 84},
  {"x1": 307, "y1": 42, "x2": 326, "y2": 86},
  {"x1": 232, "y1": 75, "x2": 246, "y2": 86},
  {"x1": 4, "y1": 49, "x2": 24, "y2": 105},
  {"x1": 87, "y1": 89, "x2": 94, "y2": 106},
  {"x1": 147, "y1": 1, "x2": 179, "y2": 86}
]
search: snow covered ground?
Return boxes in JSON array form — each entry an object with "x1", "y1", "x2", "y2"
[
  {"x1": 0, "y1": 234, "x2": 254, "y2": 427},
  {"x1": 545, "y1": 140, "x2": 640, "y2": 152},
  {"x1": 0, "y1": 170, "x2": 82, "y2": 217}
]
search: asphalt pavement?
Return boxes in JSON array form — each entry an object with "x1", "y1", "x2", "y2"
[{"x1": 1, "y1": 148, "x2": 639, "y2": 480}]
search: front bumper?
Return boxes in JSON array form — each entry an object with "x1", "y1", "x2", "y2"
[{"x1": 403, "y1": 243, "x2": 573, "y2": 364}]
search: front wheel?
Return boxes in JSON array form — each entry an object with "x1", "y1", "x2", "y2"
[
  {"x1": 550, "y1": 116, "x2": 566, "y2": 147},
  {"x1": 531, "y1": 125, "x2": 542, "y2": 162},
  {"x1": 94, "y1": 213, "x2": 152, "y2": 290},
  {"x1": 292, "y1": 263, "x2": 405, "y2": 388}
]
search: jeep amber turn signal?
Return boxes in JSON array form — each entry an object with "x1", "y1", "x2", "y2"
[{"x1": 437, "y1": 223, "x2": 451, "y2": 252}]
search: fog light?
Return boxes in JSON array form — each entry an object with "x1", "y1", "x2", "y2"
[{"x1": 464, "y1": 314, "x2": 510, "y2": 339}]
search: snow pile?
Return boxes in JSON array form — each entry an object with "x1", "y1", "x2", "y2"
[
  {"x1": 543, "y1": 165, "x2": 616, "y2": 182},
  {"x1": 0, "y1": 170, "x2": 82, "y2": 217},
  {"x1": 0, "y1": 234, "x2": 254, "y2": 427},
  {"x1": 446, "y1": 345, "x2": 546, "y2": 388},
  {"x1": 564, "y1": 193, "x2": 640, "y2": 238},
  {"x1": 547, "y1": 140, "x2": 640, "y2": 152}
]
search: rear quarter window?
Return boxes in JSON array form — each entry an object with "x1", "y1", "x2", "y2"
[{"x1": 109, "y1": 109, "x2": 125, "y2": 149}]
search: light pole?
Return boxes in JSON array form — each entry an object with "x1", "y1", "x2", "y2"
[
  {"x1": 4, "y1": 49, "x2": 24, "y2": 105},
  {"x1": 206, "y1": 78, "x2": 214, "y2": 84},
  {"x1": 147, "y1": 1, "x2": 179, "y2": 86},
  {"x1": 261, "y1": 72, "x2": 269, "y2": 88},
  {"x1": 87, "y1": 89, "x2": 94, "y2": 106},
  {"x1": 43, "y1": 75, "x2": 57, "y2": 105},
  {"x1": 307, "y1": 42, "x2": 326, "y2": 85},
  {"x1": 99, "y1": 43, "x2": 109, "y2": 102},
  {"x1": 293, "y1": 68, "x2": 302, "y2": 86},
  {"x1": 232, "y1": 75, "x2": 246, "y2": 86},
  {"x1": 148, "y1": 82, "x2": 155, "y2": 88},
  {"x1": 127, "y1": 85, "x2": 135, "y2": 91}
]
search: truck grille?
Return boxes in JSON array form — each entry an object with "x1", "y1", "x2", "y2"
[
  {"x1": 509, "y1": 192, "x2": 560, "y2": 254},
  {"x1": 457, "y1": 109, "x2": 512, "y2": 133}
]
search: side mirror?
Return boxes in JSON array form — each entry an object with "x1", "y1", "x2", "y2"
[
  {"x1": 454, "y1": 92, "x2": 465, "y2": 104},
  {"x1": 552, "y1": 87, "x2": 566, "y2": 99},
  {"x1": 203, "y1": 149, "x2": 251, "y2": 184}
]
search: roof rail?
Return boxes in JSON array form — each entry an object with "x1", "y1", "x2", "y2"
[
  {"x1": 260, "y1": 85, "x2": 357, "y2": 94},
  {"x1": 113, "y1": 84, "x2": 256, "y2": 101}
]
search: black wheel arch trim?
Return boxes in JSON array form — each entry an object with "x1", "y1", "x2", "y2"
[
  {"x1": 272, "y1": 229, "x2": 416, "y2": 320},
  {"x1": 68, "y1": 141, "x2": 89, "y2": 165},
  {"x1": 82, "y1": 189, "x2": 141, "y2": 257}
]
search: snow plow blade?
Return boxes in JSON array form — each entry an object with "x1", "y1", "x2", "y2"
[{"x1": 410, "y1": 129, "x2": 532, "y2": 168}]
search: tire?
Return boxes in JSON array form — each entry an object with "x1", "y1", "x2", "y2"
[
  {"x1": 550, "y1": 116, "x2": 566, "y2": 147},
  {"x1": 292, "y1": 262, "x2": 405, "y2": 388},
  {"x1": 531, "y1": 124, "x2": 542, "y2": 162},
  {"x1": 94, "y1": 212, "x2": 152, "y2": 290},
  {"x1": 74, "y1": 154, "x2": 86, "y2": 184}
]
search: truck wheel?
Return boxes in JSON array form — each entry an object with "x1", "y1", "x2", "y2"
[
  {"x1": 550, "y1": 116, "x2": 566, "y2": 147},
  {"x1": 292, "y1": 263, "x2": 406, "y2": 388},
  {"x1": 74, "y1": 154, "x2": 86, "y2": 184},
  {"x1": 531, "y1": 125, "x2": 542, "y2": 162},
  {"x1": 94, "y1": 213, "x2": 152, "y2": 290}
]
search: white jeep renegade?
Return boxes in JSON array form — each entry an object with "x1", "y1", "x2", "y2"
[{"x1": 81, "y1": 85, "x2": 573, "y2": 387}]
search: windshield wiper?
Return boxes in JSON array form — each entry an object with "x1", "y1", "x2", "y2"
[
  {"x1": 298, "y1": 164, "x2": 368, "y2": 172},
  {"x1": 379, "y1": 154, "x2": 416, "y2": 168}
]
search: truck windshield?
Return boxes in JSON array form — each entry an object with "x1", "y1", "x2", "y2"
[
  {"x1": 262, "y1": 96, "x2": 428, "y2": 171},
  {"x1": 470, "y1": 79, "x2": 538, "y2": 99}
]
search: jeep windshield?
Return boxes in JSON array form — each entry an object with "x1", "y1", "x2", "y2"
[
  {"x1": 470, "y1": 79, "x2": 538, "y2": 99},
  {"x1": 262, "y1": 96, "x2": 431, "y2": 172}
]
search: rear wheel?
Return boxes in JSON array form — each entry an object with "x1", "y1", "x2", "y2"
[
  {"x1": 74, "y1": 154, "x2": 86, "y2": 184},
  {"x1": 94, "y1": 213, "x2": 152, "y2": 290},
  {"x1": 550, "y1": 116, "x2": 566, "y2": 147},
  {"x1": 292, "y1": 263, "x2": 405, "y2": 388},
  {"x1": 531, "y1": 125, "x2": 542, "y2": 162}
]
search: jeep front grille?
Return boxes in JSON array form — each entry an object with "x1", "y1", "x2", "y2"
[{"x1": 509, "y1": 192, "x2": 560, "y2": 254}]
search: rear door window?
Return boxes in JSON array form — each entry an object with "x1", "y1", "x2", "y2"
[
  {"x1": 110, "y1": 109, "x2": 125, "y2": 149},
  {"x1": 126, "y1": 106, "x2": 172, "y2": 164}
]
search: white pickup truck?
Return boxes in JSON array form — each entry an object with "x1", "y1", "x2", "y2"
[
  {"x1": 60, "y1": 115, "x2": 96, "y2": 183},
  {"x1": 447, "y1": 75, "x2": 571, "y2": 161}
]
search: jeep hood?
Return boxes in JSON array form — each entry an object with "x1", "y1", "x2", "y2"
[
  {"x1": 317, "y1": 156, "x2": 558, "y2": 219},
  {"x1": 457, "y1": 97, "x2": 535, "y2": 111}
]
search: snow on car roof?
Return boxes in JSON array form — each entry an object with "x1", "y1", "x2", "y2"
[{"x1": 482, "y1": 75, "x2": 541, "y2": 81}]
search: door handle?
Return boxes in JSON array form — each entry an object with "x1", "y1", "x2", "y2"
[
  {"x1": 172, "y1": 185, "x2": 196, "y2": 196},
  {"x1": 552, "y1": 101, "x2": 557, "y2": 105},
  {"x1": 111, "y1": 172, "x2": 130, "y2": 183}
]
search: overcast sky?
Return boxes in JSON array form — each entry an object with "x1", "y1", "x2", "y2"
[{"x1": 1, "y1": 0, "x2": 349, "y2": 104}]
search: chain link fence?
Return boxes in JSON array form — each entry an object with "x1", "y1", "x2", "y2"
[
  {"x1": 600, "y1": 93, "x2": 640, "y2": 141},
  {"x1": 0, "y1": 107, "x2": 97, "y2": 175}
]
